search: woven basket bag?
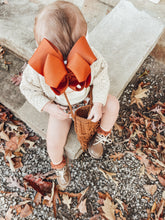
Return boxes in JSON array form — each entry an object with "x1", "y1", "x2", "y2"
[{"x1": 64, "y1": 86, "x2": 100, "y2": 151}]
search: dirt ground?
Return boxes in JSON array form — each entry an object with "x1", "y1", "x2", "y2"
[{"x1": 0, "y1": 48, "x2": 164, "y2": 220}]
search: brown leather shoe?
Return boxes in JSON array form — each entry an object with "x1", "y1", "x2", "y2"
[
  {"x1": 88, "y1": 133, "x2": 112, "y2": 159},
  {"x1": 88, "y1": 142, "x2": 103, "y2": 159},
  {"x1": 56, "y1": 165, "x2": 71, "y2": 189}
]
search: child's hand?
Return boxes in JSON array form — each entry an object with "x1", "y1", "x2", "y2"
[
  {"x1": 43, "y1": 102, "x2": 71, "y2": 120},
  {"x1": 87, "y1": 103, "x2": 103, "y2": 122}
]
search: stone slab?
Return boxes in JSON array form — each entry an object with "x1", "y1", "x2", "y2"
[
  {"x1": 0, "y1": 0, "x2": 108, "y2": 60},
  {"x1": 89, "y1": 0, "x2": 164, "y2": 97},
  {"x1": 99, "y1": 0, "x2": 165, "y2": 24}
]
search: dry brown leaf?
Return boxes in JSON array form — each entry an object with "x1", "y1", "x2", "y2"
[
  {"x1": 34, "y1": 192, "x2": 42, "y2": 205},
  {"x1": 134, "y1": 149, "x2": 161, "y2": 176},
  {"x1": 89, "y1": 214, "x2": 102, "y2": 220},
  {"x1": 5, "y1": 207, "x2": 13, "y2": 220},
  {"x1": 43, "y1": 195, "x2": 53, "y2": 207},
  {"x1": 99, "y1": 168, "x2": 118, "y2": 185},
  {"x1": 53, "y1": 185, "x2": 61, "y2": 218},
  {"x1": 145, "y1": 172, "x2": 156, "y2": 181},
  {"x1": 151, "y1": 200, "x2": 157, "y2": 213},
  {"x1": 131, "y1": 84, "x2": 149, "y2": 109},
  {"x1": 101, "y1": 197, "x2": 117, "y2": 220},
  {"x1": 24, "y1": 139, "x2": 35, "y2": 148},
  {"x1": 12, "y1": 157, "x2": 23, "y2": 169},
  {"x1": 155, "y1": 200, "x2": 164, "y2": 220},
  {"x1": 6, "y1": 176, "x2": 25, "y2": 191},
  {"x1": 158, "y1": 111, "x2": 165, "y2": 123},
  {"x1": 139, "y1": 165, "x2": 145, "y2": 178},
  {"x1": 115, "y1": 209, "x2": 127, "y2": 220},
  {"x1": 0, "y1": 122, "x2": 4, "y2": 131},
  {"x1": 5, "y1": 150, "x2": 15, "y2": 171},
  {"x1": 6, "y1": 134, "x2": 28, "y2": 152},
  {"x1": 157, "y1": 176, "x2": 165, "y2": 187},
  {"x1": 115, "y1": 198, "x2": 128, "y2": 214},
  {"x1": 144, "y1": 184, "x2": 157, "y2": 196},
  {"x1": 0, "y1": 130, "x2": 10, "y2": 141},
  {"x1": 109, "y1": 152, "x2": 125, "y2": 161},
  {"x1": 19, "y1": 204, "x2": 33, "y2": 218},
  {"x1": 114, "y1": 123, "x2": 123, "y2": 136},
  {"x1": 60, "y1": 186, "x2": 89, "y2": 204},
  {"x1": 77, "y1": 198, "x2": 87, "y2": 214},
  {"x1": 62, "y1": 194, "x2": 72, "y2": 209}
]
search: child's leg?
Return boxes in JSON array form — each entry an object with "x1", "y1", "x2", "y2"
[
  {"x1": 46, "y1": 115, "x2": 72, "y2": 165},
  {"x1": 100, "y1": 94, "x2": 120, "y2": 131},
  {"x1": 88, "y1": 94, "x2": 119, "y2": 159}
]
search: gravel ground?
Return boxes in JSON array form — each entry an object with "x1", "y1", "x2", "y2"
[{"x1": 0, "y1": 53, "x2": 165, "y2": 219}]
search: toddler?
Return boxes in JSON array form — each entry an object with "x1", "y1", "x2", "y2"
[{"x1": 20, "y1": 0, "x2": 120, "y2": 189}]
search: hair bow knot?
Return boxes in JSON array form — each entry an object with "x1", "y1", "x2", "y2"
[{"x1": 28, "y1": 36, "x2": 97, "y2": 95}]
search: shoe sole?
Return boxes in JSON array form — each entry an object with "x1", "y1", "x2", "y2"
[{"x1": 88, "y1": 147, "x2": 102, "y2": 159}]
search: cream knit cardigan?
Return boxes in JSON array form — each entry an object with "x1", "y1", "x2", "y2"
[{"x1": 20, "y1": 47, "x2": 110, "y2": 112}]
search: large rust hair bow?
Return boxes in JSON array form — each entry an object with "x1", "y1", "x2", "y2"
[{"x1": 28, "y1": 36, "x2": 97, "y2": 95}]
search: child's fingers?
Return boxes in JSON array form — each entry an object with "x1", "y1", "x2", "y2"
[
  {"x1": 87, "y1": 109, "x2": 94, "y2": 120},
  {"x1": 58, "y1": 105, "x2": 68, "y2": 110},
  {"x1": 91, "y1": 114, "x2": 100, "y2": 122}
]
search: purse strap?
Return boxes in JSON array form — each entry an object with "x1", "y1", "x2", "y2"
[{"x1": 64, "y1": 86, "x2": 93, "y2": 120}]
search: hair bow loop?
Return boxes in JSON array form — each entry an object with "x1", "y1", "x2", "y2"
[
  {"x1": 67, "y1": 53, "x2": 91, "y2": 83},
  {"x1": 44, "y1": 54, "x2": 67, "y2": 88}
]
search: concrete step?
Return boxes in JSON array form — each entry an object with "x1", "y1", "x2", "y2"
[
  {"x1": 89, "y1": 0, "x2": 164, "y2": 97},
  {"x1": 0, "y1": 0, "x2": 164, "y2": 160},
  {"x1": 0, "y1": 0, "x2": 109, "y2": 60},
  {"x1": 100, "y1": 0, "x2": 165, "y2": 24}
]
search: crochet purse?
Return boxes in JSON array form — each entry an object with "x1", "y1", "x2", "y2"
[{"x1": 64, "y1": 86, "x2": 100, "y2": 151}]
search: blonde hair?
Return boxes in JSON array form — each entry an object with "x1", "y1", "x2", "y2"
[{"x1": 34, "y1": 1, "x2": 87, "y2": 59}]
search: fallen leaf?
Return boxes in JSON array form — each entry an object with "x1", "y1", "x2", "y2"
[
  {"x1": 131, "y1": 83, "x2": 149, "y2": 109},
  {"x1": 115, "y1": 198, "x2": 128, "y2": 214},
  {"x1": 109, "y1": 152, "x2": 125, "y2": 161},
  {"x1": 19, "y1": 204, "x2": 33, "y2": 218},
  {"x1": 144, "y1": 184, "x2": 157, "y2": 196},
  {"x1": 114, "y1": 123, "x2": 123, "y2": 136},
  {"x1": 158, "y1": 111, "x2": 165, "y2": 123},
  {"x1": 145, "y1": 172, "x2": 156, "y2": 181},
  {"x1": 0, "y1": 130, "x2": 10, "y2": 141},
  {"x1": 53, "y1": 185, "x2": 61, "y2": 218},
  {"x1": 12, "y1": 157, "x2": 23, "y2": 169},
  {"x1": 151, "y1": 200, "x2": 157, "y2": 213},
  {"x1": 24, "y1": 139, "x2": 35, "y2": 148},
  {"x1": 5, "y1": 150, "x2": 15, "y2": 171},
  {"x1": 101, "y1": 197, "x2": 117, "y2": 220},
  {"x1": 139, "y1": 165, "x2": 145, "y2": 178},
  {"x1": 34, "y1": 192, "x2": 42, "y2": 205},
  {"x1": 99, "y1": 168, "x2": 118, "y2": 185},
  {"x1": 62, "y1": 194, "x2": 72, "y2": 209},
  {"x1": 24, "y1": 174, "x2": 52, "y2": 195},
  {"x1": 89, "y1": 214, "x2": 102, "y2": 220},
  {"x1": 60, "y1": 186, "x2": 89, "y2": 204},
  {"x1": 6, "y1": 176, "x2": 25, "y2": 191},
  {"x1": 115, "y1": 209, "x2": 127, "y2": 220},
  {"x1": 77, "y1": 198, "x2": 87, "y2": 214},
  {"x1": 157, "y1": 176, "x2": 165, "y2": 187},
  {"x1": 42, "y1": 195, "x2": 53, "y2": 207},
  {"x1": 155, "y1": 199, "x2": 164, "y2": 220},
  {"x1": 5, "y1": 207, "x2": 13, "y2": 220}
]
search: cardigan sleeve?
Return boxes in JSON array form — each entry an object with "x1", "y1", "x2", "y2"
[
  {"x1": 90, "y1": 48, "x2": 110, "y2": 106},
  {"x1": 20, "y1": 64, "x2": 51, "y2": 112}
]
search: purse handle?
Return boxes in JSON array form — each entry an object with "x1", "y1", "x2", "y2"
[{"x1": 64, "y1": 86, "x2": 93, "y2": 121}]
